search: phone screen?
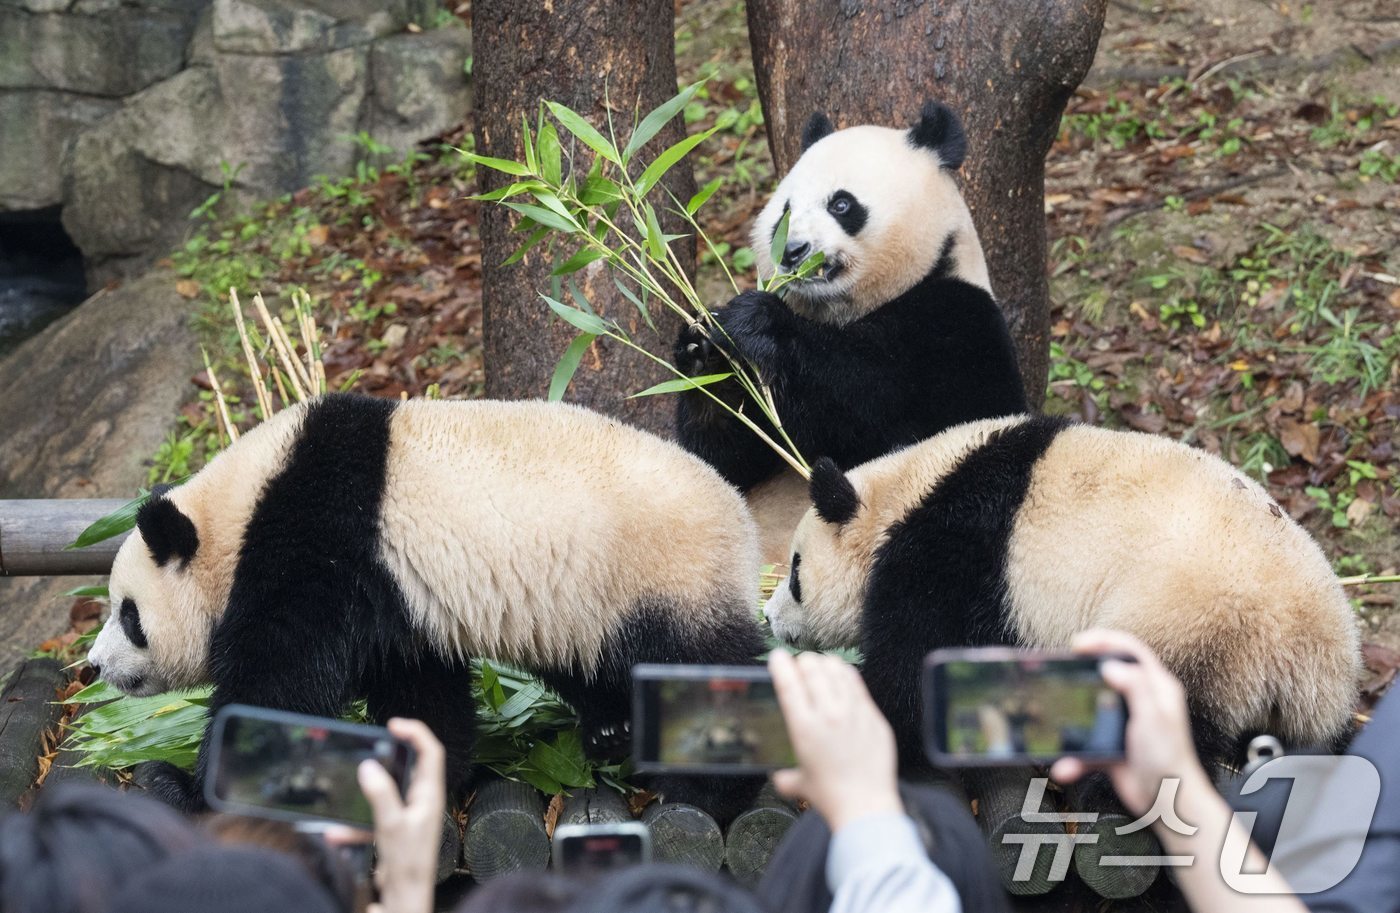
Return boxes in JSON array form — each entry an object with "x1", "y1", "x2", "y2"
[
  {"x1": 924, "y1": 650, "x2": 1128, "y2": 766},
  {"x1": 554, "y1": 825, "x2": 651, "y2": 874},
  {"x1": 632, "y1": 664, "x2": 794, "y2": 774},
  {"x1": 206, "y1": 705, "x2": 413, "y2": 828}
]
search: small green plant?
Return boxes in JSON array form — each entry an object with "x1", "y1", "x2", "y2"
[
  {"x1": 1306, "y1": 485, "x2": 1355, "y2": 529},
  {"x1": 1359, "y1": 148, "x2": 1400, "y2": 182}
]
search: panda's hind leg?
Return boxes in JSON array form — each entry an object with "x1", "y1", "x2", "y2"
[{"x1": 363, "y1": 648, "x2": 477, "y2": 797}]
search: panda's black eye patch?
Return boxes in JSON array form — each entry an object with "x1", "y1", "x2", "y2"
[
  {"x1": 826, "y1": 191, "x2": 867, "y2": 236},
  {"x1": 120, "y1": 598, "x2": 148, "y2": 649},
  {"x1": 790, "y1": 553, "x2": 803, "y2": 603}
]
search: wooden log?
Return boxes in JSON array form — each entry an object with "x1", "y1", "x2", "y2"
[
  {"x1": 1067, "y1": 781, "x2": 1161, "y2": 899},
  {"x1": 0, "y1": 659, "x2": 66, "y2": 807},
  {"x1": 437, "y1": 811, "x2": 463, "y2": 883},
  {"x1": 962, "y1": 768, "x2": 1065, "y2": 896},
  {"x1": 557, "y1": 787, "x2": 631, "y2": 828},
  {"x1": 724, "y1": 783, "x2": 798, "y2": 887},
  {"x1": 463, "y1": 780, "x2": 550, "y2": 882},
  {"x1": 0, "y1": 499, "x2": 130, "y2": 576},
  {"x1": 641, "y1": 801, "x2": 724, "y2": 871}
]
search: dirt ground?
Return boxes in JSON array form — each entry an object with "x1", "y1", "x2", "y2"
[{"x1": 1045, "y1": 0, "x2": 1400, "y2": 666}]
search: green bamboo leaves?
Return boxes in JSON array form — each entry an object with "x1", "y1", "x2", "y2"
[{"x1": 462, "y1": 81, "x2": 812, "y2": 478}]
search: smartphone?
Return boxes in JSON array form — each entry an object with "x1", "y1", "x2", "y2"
[
  {"x1": 553, "y1": 822, "x2": 652, "y2": 874},
  {"x1": 205, "y1": 705, "x2": 414, "y2": 828},
  {"x1": 632, "y1": 664, "x2": 794, "y2": 774},
  {"x1": 924, "y1": 648, "x2": 1129, "y2": 767}
]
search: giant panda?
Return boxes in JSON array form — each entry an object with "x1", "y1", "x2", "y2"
[
  {"x1": 675, "y1": 101, "x2": 1028, "y2": 566},
  {"x1": 87, "y1": 393, "x2": 765, "y2": 812},
  {"x1": 762, "y1": 414, "x2": 1362, "y2": 770}
]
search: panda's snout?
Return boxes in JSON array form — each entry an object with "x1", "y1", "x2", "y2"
[{"x1": 781, "y1": 240, "x2": 811, "y2": 270}]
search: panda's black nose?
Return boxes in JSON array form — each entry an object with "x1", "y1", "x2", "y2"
[
  {"x1": 88, "y1": 661, "x2": 102, "y2": 679},
  {"x1": 781, "y1": 241, "x2": 811, "y2": 270}
]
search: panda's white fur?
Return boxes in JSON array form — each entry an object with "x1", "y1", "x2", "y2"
[
  {"x1": 91, "y1": 397, "x2": 761, "y2": 697},
  {"x1": 765, "y1": 415, "x2": 1361, "y2": 754},
  {"x1": 750, "y1": 124, "x2": 991, "y2": 324}
]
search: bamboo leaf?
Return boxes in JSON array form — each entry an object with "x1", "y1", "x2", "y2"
[
  {"x1": 521, "y1": 114, "x2": 538, "y2": 175},
  {"x1": 769, "y1": 207, "x2": 791, "y2": 272},
  {"x1": 629, "y1": 372, "x2": 733, "y2": 398},
  {"x1": 545, "y1": 101, "x2": 620, "y2": 164},
  {"x1": 504, "y1": 201, "x2": 578, "y2": 234},
  {"x1": 613, "y1": 276, "x2": 656, "y2": 332},
  {"x1": 67, "y1": 493, "x2": 146, "y2": 550},
  {"x1": 543, "y1": 295, "x2": 612, "y2": 336},
  {"x1": 548, "y1": 333, "x2": 596, "y2": 402},
  {"x1": 472, "y1": 180, "x2": 547, "y2": 202},
  {"x1": 460, "y1": 151, "x2": 533, "y2": 176},
  {"x1": 502, "y1": 225, "x2": 549, "y2": 266},
  {"x1": 686, "y1": 177, "x2": 724, "y2": 216},
  {"x1": 64, "y1": 585, "x2": 109, "y2": 598},
  {"x1": 623, "y1": 81, "x2": 703, "y2": 162},
  {"x1": 552, "y1": 247, "x2": 607, "y2": 276},
  {"x1": 528, "y1": 732, "x2": 593, "y2": 788},
  {"x1": 643, "y1": 203, "x2": 665, "y2": 261},
  {"x1": 635, "y1": 127, "x2": 716, "y2": 197},
  {"x1": 538, "y1": 122, "x2": 562, "y2": 186}
]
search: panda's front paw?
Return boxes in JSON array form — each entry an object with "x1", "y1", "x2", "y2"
[
  {"x1": 581, "y1": 718, "x2": 632, "y2": 761},
  {"x1": 133, "y1": 760, "x2": 206, "y2": 814},
  {"x1": 673, "y1": 321, "x2": 720, "y2": 377},
  {"x1": 715, "y1": 290, "x2": 788, "y2": 369}
]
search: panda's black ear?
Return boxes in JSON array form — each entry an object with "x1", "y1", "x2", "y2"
[
  {"x1": 810, "y1": 458, "x2": 860, "y2": 526},
  {"x1": 137, "y1": 495, "x2": 199, "y2": 568},
  {"x1": 801, "y1": 112, "x2": 836, "y2": 152},
  {"x1": 909, "y1": 100, "x2": 967, "y2": 170}
]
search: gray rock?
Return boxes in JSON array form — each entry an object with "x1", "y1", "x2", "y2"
[
  {"x1": 0, "y1": 269, "x2": 196, "y2": 664},
  {"x1": 213, "y1": 45, "x2": 369, "y2": 189},
  {"x1": 368, "y1": 25, "x2": 472, "y2": 157},
  {"x1": 211, "y1": 0, "x2": 412, "y2": 54},
  {"x1": 61, "y1": 67, "x2": 223, "y2": 278},
  {"x1": 0, "y1": 4, "x2": 201, "y2": 96},
  {"x1": 0, "y1": 90, "x2": 119, "y2": 210}
]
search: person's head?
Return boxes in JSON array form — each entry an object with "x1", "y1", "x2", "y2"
[
  {"x1": 103, "y1": 845, "x2": 342, "y2": 913},
  {"x1": 568, "y1": 864, "x2": 765, "y2": 913},
  {"x1": 452, "y1": 872, "x2": 584, "y2": 913},
  {"x1": 0, "y1": 783, "x2": 205, "y2": 913},
  {"x1": 204, "y1": 813, "x2": 357, "y2": 910}
]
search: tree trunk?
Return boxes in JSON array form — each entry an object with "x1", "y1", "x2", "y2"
[
  {"x1": 745, "y1": 0, "x2": 1107, "y2": 406},
  {"x1": 472, "y1": 0, "x2": 694, "y2": 434}
]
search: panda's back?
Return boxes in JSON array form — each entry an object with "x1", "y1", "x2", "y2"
[{"x1": 377, "y1": 398, "x2": 759, "y2": 667}]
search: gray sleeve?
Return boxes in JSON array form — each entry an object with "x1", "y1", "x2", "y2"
[{"x1": 826, "y1": 812, "x2": 963, "y2": 913}]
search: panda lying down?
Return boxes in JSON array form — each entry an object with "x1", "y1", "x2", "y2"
[
  {"x1": 764, "y1": 414, "x2": 1362, "y2": 770},
  {"x1": 88, "y1": 393, "x2": 765, "y2": 812}
]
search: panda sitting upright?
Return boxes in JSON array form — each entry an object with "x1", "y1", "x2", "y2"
[{"x1": 675, "y1": 101, "x2": 1027, "y2": 563}]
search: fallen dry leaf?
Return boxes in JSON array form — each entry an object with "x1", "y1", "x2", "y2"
[{"x1": 1278, "y1": 419, "x2": 1321, "y2": 464}]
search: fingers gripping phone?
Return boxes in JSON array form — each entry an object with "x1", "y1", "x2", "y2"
[
  {"x1": 924, "y1": 648, "x2": 1130, "y2": 767},
  {"x1": 631, "y1": 664, "x2": 795, "y2": 775},
  {"x1": 206, "y1": 705, "x2": 415, "y2": 828}
]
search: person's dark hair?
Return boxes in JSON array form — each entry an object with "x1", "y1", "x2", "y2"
[
  {"x1": 203, "y1": 813, "x2": 357, "y2": 910},
  {"x1": 452, "y1": 871, "x2": 584, "y2": 913},
  {"x1": 0, "y1": 783, "x2": 206, "y2": 913},
  {"x1": 568, "y1": 864, "x2": 767, "y2": 913},
  {"x1": 104, "y1": 845, "x2": 341, "y2": 913}
]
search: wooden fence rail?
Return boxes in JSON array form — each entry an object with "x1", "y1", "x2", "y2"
[{"x1": 0, "y1": 499, "x2": 128, "y2": 576}]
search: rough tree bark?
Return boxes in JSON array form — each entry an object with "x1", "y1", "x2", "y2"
[
  {"x1": 472, "y1": 0, "x2": 694, "y2": 433},
  {"x1": 746, "y1": 0, "x2": 1107, "y2": 406}
]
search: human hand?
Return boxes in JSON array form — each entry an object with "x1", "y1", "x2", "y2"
[
  {"x1": 326, "y1": 718, "x2": 445, "y2": 913},
  {"x1": 1050, "y1": 629, "x2": 1209, "y2": 817},
  {"x1": 768, "y1": 650, "x2": 903, "y2": 832}
]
